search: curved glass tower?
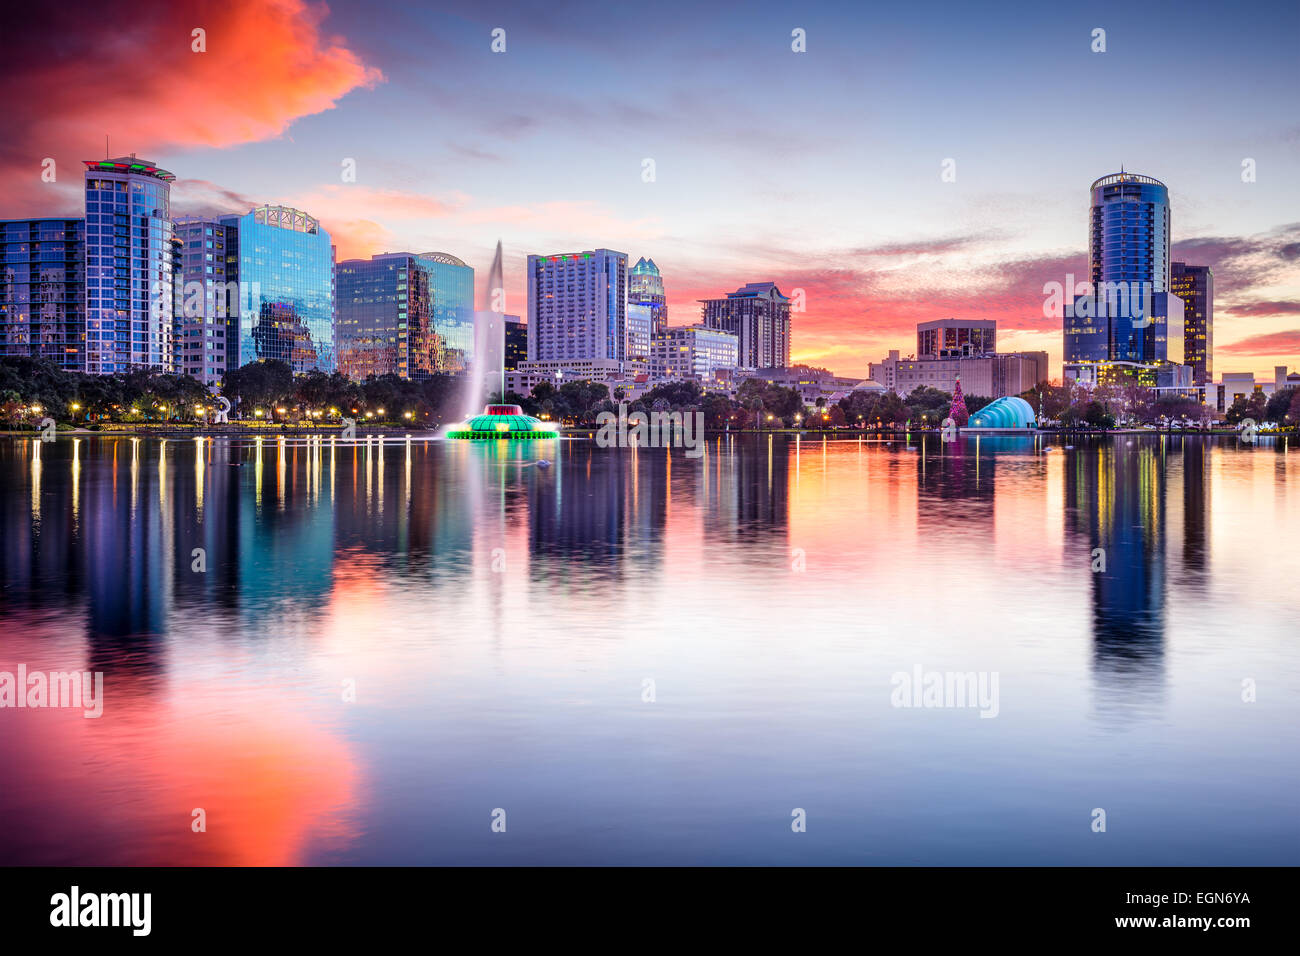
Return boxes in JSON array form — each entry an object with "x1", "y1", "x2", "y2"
[
  {"x1": 415, "y1": 251, "x2": 475, "y2": 372},
  {"x1": 1065, "y1": 172, "x2": 1182, "y2": 383},
  {"x1": 1089, "y1": 172, "x2": 1170, "y2": 297}
]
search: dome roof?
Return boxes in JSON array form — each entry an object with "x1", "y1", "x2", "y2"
[
  {"x1": 445, "y1": 403, "x2": 558, "y2": 440},
  {"x1": 464, "y1": 413, "x2": 546, "y2": 432},
  {"x1": 418, "y1": 251, "x2": 468, "y2": 267},
  {"x1": 853, "y1": 379, "x2": 886, "y2": 391},
  {"x1": 967, "y1": 396, "x2": 1036, "y2": 429}
]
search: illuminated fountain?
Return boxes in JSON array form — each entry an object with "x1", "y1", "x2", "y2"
[
  {"x1": 445, "y1": 403, "x2": 557, "y2": 440},
  {"x1": 446, "y1": 241, "x2": 557, "y2": 441}
]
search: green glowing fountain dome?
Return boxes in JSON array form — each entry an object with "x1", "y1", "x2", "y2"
[{"x1": 446, "y1": 404, "x2": 559, "y2": 440}]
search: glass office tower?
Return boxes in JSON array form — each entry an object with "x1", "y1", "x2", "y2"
[
  {"x1": 413, "y1": 252, "x2": 475, "y2": 373},
  {"x1": 83, "y1": 156, "x2": 175, "y2": 373},
  {"x1": 336, "y1": 255, "x2": 433, "y2": 380},
  {"x1": 227, "y1": 205, "x2": 335, "y2": 373},
  {"x1": 335, "y1": 252, "x2": 473, "y2": 379},
  {"x1": 0, "y1": 218, "x2": 85, "y2": 370}
]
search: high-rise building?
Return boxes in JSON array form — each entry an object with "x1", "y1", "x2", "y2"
[
  {"x1": 335, "y1": 255, "x2": 434, "y2": 380},
  {"x1": 870, "y1": 348, "x2": 1048, "y2": 398},
  {"x1": 1170, "y1": 262, "x2": 1213, "y2": 385},
  {"x1": 651, "y1": 324, "x2": 738, "y2": 381},
  {"x1": 527, "y1": 249, "x2": 627, "y2": 363},
  {"x1": 83, "y1": 155, "x2": 175, "y2": 374},
  {"x1": 503, "y1": 315, "x2": 527, "y2": 371},
  {"x1": 413, "y1": 252, "x2": 475, "y2": 373},
  {"x1": 626, "y1": 303, "x2": 653, "y2": 372},
  {"x1": 699, "y1": 282, "x2": 790, "y2": 370},
  {"x1": 226, "y1": 205, "x2": 335, "y2": 373},
  {"x1": 335, "y1": 252, "x2": 475, "y2": 380},
  {"x1": 173, "y1": 217, "x2": 239, "y2": 386},
  {"x1": 0, "y1": 218, "x2": 85, "y2": 370},
  {"x1": 629, "y1": 257, "x2": 667, "y2": 334},
  {"x1": 1064, "y1": 172, "x2": 1184, "y2": 385}
]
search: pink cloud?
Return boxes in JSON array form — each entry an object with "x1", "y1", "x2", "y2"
[{"x1": 0, "y1": 0, "x2": 382, "y2": 217}]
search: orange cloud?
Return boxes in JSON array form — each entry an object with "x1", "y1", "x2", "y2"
[{"x1": 0, "y1": 0, "x2": 382, "y2": 216}]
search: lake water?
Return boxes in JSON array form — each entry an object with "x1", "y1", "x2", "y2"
[{"x1": 1, "y1": 432, "x2": 1296, "y2": 865}]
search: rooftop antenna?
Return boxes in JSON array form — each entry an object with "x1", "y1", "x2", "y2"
[{"x1": 105, "y1": 134, "x2": 109, "y2": 159}]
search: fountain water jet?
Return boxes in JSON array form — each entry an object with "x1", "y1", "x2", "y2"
[
  {"x1": 465, "y1": 240, "x2": 507, "y2": 416},
  {"x1": 446, "y1": 241, "x2": 556, "y2": 441}
]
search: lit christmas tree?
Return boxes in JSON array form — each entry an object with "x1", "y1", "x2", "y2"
[{"x1": 949, "y1": 377, "x2": 969, "y2": 426}]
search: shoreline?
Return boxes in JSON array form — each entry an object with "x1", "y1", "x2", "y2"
[{"x1": 3, "y1": 425, "x2": 1288, "y2": 439}]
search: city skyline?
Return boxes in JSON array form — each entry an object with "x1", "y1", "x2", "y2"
[{"x1": 1, "y1": 0, "x2": 1297, "y2": 380}]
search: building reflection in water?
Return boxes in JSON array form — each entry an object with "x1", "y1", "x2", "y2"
[
  {"x1": 1062, "y1": 438, "x2": 1198, "y2": 714},
  {"x1": 3, "y1": 431, "x2": 1252, "y2": 863}
]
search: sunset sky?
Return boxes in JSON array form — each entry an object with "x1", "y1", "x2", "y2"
[{"x1": 4, "y1": 0, "x2": 1298, "y2": 379}]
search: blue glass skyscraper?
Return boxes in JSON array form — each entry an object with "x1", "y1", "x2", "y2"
[
  {"x1": 225, "y1": 205, "x2": 335, "y2": 373},
  {"x1": 1064, "y1": 172, "x2": 1184, "y2": 385},
  {"x1": 335, "y1": 252, "x2": 474, "y2": 380},
  {"x1": 412, "y1": 252, "x2": 474, "y2": 372}
]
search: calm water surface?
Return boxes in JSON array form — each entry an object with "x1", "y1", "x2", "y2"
[{"x1": 1, "y1": 432, "x2": 1297, "y2": 865}]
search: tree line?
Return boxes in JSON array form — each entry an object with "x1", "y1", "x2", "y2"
[{"x1": 2, "y1": 356, "x2": 1297, "y2": 430}]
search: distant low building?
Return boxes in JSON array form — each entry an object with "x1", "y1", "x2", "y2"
[
  {"x1": 917, "y1": 318, "x2": 996, "y2": 358},
  {"x1": 742, "y1": 366, "x2": 861, "y2": 403},
  {"x1": 869, "y1": 348, "x2": 1048, "y2": 398},
  {"x1": 1153, "y1": 366, "x2": 1298, "y2": 412},
  {"x1": 505, "y1": 358, "x2": 626, "y2": 397}
]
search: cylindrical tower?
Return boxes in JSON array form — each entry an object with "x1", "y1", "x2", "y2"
[{"x1": 1088, "y1": 172, "x2": 1170, "y2": 294}]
